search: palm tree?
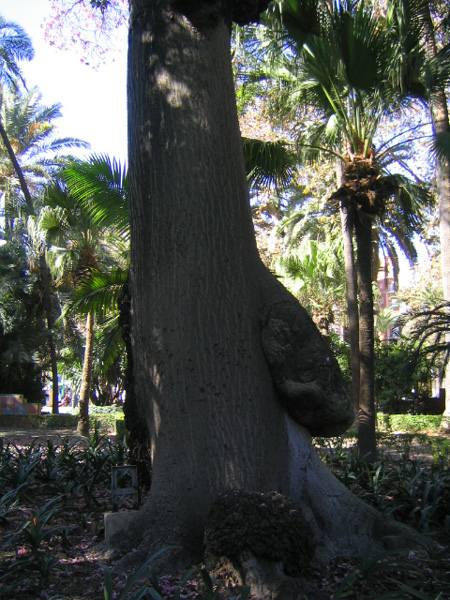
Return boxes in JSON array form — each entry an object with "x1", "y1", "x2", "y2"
[
  {"x1": 254, "y1": 0, "x2": 432, "y2": 459},
  {"x1": 0, "y1": 85, "x2": 88, "y2": 225},
  {"x1": 0, "y1": 14, "x2": 34, "y2": 210},
  {"x1": 276, "y1": 238, "x2": 346, "y2": 338},
  {"x1": 0, "y1": 81, "x2": 88, "y2": 413},
  {"x1": 0, "y1": 15, "x2": 88, "y2": 413},
  {"x1": 40, "y1": 155, "x2": 128, "y2": 436}
]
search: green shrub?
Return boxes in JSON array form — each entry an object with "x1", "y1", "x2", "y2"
[
  {"x1": 35, "y1": 414, "x2": 79, "y2": 429},
  {"x1": 384, "y1": 414, "x2": 443, "y2": 433},
  {"x1": 318, "y1": 436, "x2": 450, "y2": 539},
  {"x1": 89, "y1": 406, "x2": 124, "y2": 431},
  {"x1": 374, "y1": 339, "x2": 435, "y2": 414}
]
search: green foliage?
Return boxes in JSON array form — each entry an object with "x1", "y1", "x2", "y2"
[
  {"x1": 0, "y1": 486, "x2": 22, "y2": 526},
  {"x1": 316, "y1": 433, "x2": 450, "y2": 539},
  {"x1": 374, "y1": 340, "x2": 435, "y2": 414},
  {"x1": 333, "y1": 554, "x2": 450, "y2": 599},
  {"x1": 404, "y1": 301, "x2": 450, "y2": 383},
  {"x1": 276, "y1": 238, "x2": 346, "y2": 335},
  {"x1": 242, "y1": 137, "x2": 297, "y2": 191},
  {"x1": 0, "y1": 409, "x2": 124, "y2": 432},
  {"x1": 386, "y1": 414, "x2": 443, "y2": 433},
  {"x1": 0, "y1": 15, "x2": 34, "y2": 88},
  {"x1": 36, "y1": 413, "x2": 79, "y2": 429},
  {"x1": 4, "y1": 441, "x2": 41, "y2": 488},
  {"x1": 0, "y1": 430, "x2": 448, "y2": 598},
  {"x1": 0, "y1": 433, "x2": 132, "y2": 594},
  {"x1": 0, "y1": 242, "x2": 46, "y2": 402},
  {"x1": 332, "y1": 336, "x2": 440, "y2": 415},
  {"x1": 6, "y1": 497, "x2": 63, "y2": 554},
  {"x1": 90, "y1": 405, "x2": 125, "y2": 430},
  {"x1": 329, "y1": 333, "x2": 352, "y2": 386}
]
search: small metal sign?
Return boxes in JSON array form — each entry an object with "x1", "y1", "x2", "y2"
[{"x1": 111, "y1": 465, "x2": 139, "y2": 511}]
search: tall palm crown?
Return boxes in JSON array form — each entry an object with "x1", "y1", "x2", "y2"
[
  {"x1": 269, "y1": 0, "x2": 425, "y2": 205},
  {"x1": 246, "y1": 0, "x2": 432, "y2": 277},
  {"x1": 0, "y1": 14, "x2": 34, "y2": 212},
  {"x1": 0, "y1": 85, "x2": 88, "y2": 230},
  {"x1": 0, "y1": 15, "x2": 34, "y2": 91}
]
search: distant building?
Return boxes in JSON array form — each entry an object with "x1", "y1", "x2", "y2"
[
  {"x1": 377, "y1": 257, "x2": 398, "y2": 310},
  {"x1": 376, "y1": 257, "x2": 401, "y2": 342}
]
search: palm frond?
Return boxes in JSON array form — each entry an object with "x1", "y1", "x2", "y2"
[
  {"x1": 95, "y1": 314, "x2": 125, "y2": 374},
  {"x1": 430, "y1": 129, "x2": 450, "y2": 164},
  {"x1": 70, "y1": 268, "x2": 128, "y2": 318},
  {"x1": 242, "y1": 137, "x2": 297, "y2": 190},
  {"x1": 0, "y1": 16, "x2": 34, "y2": 88},
  {"x1": 405, "y1": 301, "x2": 450, "y2": 381},
  {"x1": 63, "y1": 154, "x2": 129, "y2": 240}
]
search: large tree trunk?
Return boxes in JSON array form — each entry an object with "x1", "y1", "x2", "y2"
[
  {"x1": 422, "y1": 2, "x2": 450, "y2": 418},
  {"x1": 119, "y1": 277, "x2": 152, "y2": 488},
  {"x1": 119, "y1": 0, "x2": 422, "y2": 576},
  {"x1": 436, "y1": 98, "x2": 450, "y2": 418},
  {"x1": 77, "y1": 311, "x2": 94, "y2": 437}
]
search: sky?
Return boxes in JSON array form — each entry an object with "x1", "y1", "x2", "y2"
[{"x1": 2, "y1": 0, "x2": 128, "y2": 162}]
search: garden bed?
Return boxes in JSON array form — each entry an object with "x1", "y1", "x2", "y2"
[{"x1": 0, "y1": 427, "x2": 449, "y2": 599}]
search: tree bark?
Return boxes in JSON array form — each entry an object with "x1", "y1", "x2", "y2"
[
  {"x1": 77, "y1": 311, "x2": 94, "y2": 437},
  {"x1": 40, "y1": 255, "x2": 59, "y2": 415},
  {"x1": 354, "y1": 212, "x2": 378, "y2": 461},
  {"x1": 119, "y1": 0, "x2": 421, "y2": 572},
  {"x1": 422, "y1": 1, "x2": 450, "y2": 418},
  {"x1": 422, "y1": 2, "x2": 450, "y2": 417},
  {"x1": 0, "y1": 117, "x2": 34, "y2": 214},
  {"x1": 119, "y1": 277, "x2": 152, "y2": 487},
  {"x1": 339, "y1": 200, "x2": 360, "y2": 417}
]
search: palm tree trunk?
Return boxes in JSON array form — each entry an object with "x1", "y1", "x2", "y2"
[
  {"x1": 0, "y1": 118, "x2": 34, "y2": 214},
  {"x1": 336, "y1": 159, "x2": 360, "y2": 418},
  {"x1": 354, "y1": 211, "x2": 377, "y2": 461},
  {"x1": 77, "y1": 311, "x2": 94, "y2": 437},
  {"x1": 340, "y1": 200, "x2": 360, "y2": 417},
  {"x1": 40, "y1": 256, "x2": 59, "y2": 414}
]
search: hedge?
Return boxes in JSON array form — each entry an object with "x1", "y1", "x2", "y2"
[{"x1": 378, "y1": 413, "x2": 449, "y2": 433}]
